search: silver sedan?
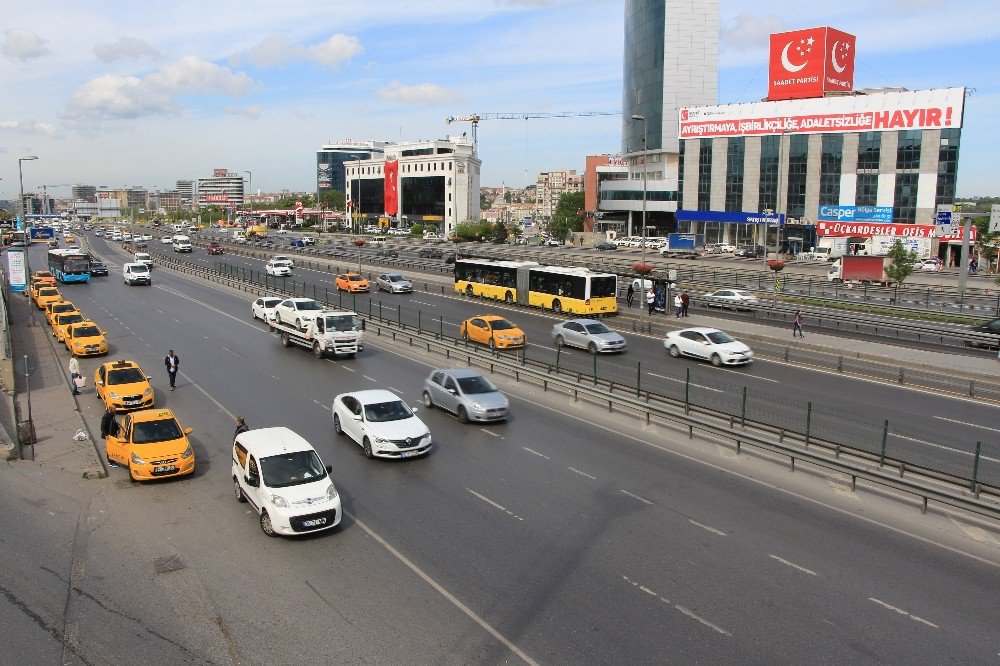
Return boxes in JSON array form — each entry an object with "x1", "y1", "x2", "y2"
[
  {"x1": 422, "y1": 369, "x2": 509, "y2": 423},
  {"x1": 551, "y1": 319, "x2": 627, "y2": 354},
  {"x1": 375, "y1": 273, "x2": 413, "y2": 293}
]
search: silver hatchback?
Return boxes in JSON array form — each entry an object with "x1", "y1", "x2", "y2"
[
  {"x1": 422, "y1": 369, "x2": 509, "y2": 423},
  {"x1": 551, "y1": 319, "x2": 627, "y2": 354},
  {"x1": 375, "y1": 273, "x2": 413, "y2": 293}
]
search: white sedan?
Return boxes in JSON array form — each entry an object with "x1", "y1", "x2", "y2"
[
  {"x1": 914, "y1": 259, "x2": 941, "y2": 271},
  {"x1": 273, "y1": 298, "x2": 324, "y2": 329},
  {"x1": 703, "y1": 289, "x2": 760, "y2": 307},
  {"x1": 663, "y1": 327, "x2": 753, "y2": 366},
  {"x1": 265, "y1": 260, "x2": 292, "y2": 277},
  {"x1": 161, "y1": 237, "x2": 173, "y2": 244},
  {"x1": 251, "y1": 296, "x2": 283, "y2": 322},
  {"x1": 332, "y1": 389, "x2": 432, "y2": 459},
  {"x1": 272, "y1": 254, "x2": 295, "y2": 267}
]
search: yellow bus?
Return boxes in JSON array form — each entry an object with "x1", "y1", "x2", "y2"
[{"x1": 454, "y1": 258, "x2": 617, "y2": 315}]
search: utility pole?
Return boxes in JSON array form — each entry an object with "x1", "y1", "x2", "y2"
[{"x1": 631, "y1": 114, "x2": 649, "y2": 332}]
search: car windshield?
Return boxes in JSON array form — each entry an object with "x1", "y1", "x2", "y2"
[
  {"x1": 364, "y1": 400, "x2": 413, "y2": 422},
  {"x1": 387, "y1": 275, "x2": 405, "y2": 282},
  {"x1": 58, "y1": 314, "x2": 84, "y2": 326},
  {"x1": 491, "y1": 319, "x2": 516, "y2": 331},
  {"x1": 259, "y1": 450, "x2": 327, "y2": 488},
  {"x1": 325, "y1": 315, "x2": 362, "y2": 332},
  {"x1": 456, "y1": 375, "x2": 499, "y2": 395},
  {"x1": 348, "y1": 275, "x2": 364, "y2": 282},
  {"x1": 73, "y1": 325, "x2": 101, "y2": 337},
  {"x1": 108, "y1": 368, "x2": 145, "y2": 384},
  {"x1": 92, "y1": 262, "x2": 105, "y2": 269},
  {"x1": 40, "y1": 289, "x2": 59, "y2": 296},
  {"x1": 263, "y1": 299, "x2": 281, "y2": 308},
  {"x1": 583, "y1": 322, "x2": 612, "y2": 334},
  {"x1": 296, "y1": 301, "x2": 322, "y2": 310},
  {"x1": 132, "y1": 418, "x2": 183, "y2": 444},
  {"x1": 273, "y1": 260, "x2": 292, "y2": 267},
  {"x1": 130, "y1": 265, "x2": 149, "y2": 274},
  {"x1": 52, "y1": 304, "x2": 75, "y2": 313},
  {"x1": 706, "y1": 331, "x2": 736, "y2": 344}
]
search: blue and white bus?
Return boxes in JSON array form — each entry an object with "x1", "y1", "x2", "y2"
[{"x1": 47, "y1": 249, "x2": 91, "y2": 283}]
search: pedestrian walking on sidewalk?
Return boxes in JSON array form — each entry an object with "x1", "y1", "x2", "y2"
[
  {"x1": 792, "y1": 310, "x2": 804, "y2": 337},
  {"x1": 674, "y1": 294, "x2": 683, "y2": 318},
  {"x1": 164, "y1": 349, "x2": 180, "y2": 390},
  {"x1": 646, "y1": 288, "x2": 656, "y2": 315},
  {"x1": 681, "y1": 291, "x2": 690, "y2": 317},
  {"x1": 69, "y1": 357, "x2": 81, "y2": 395},
  {"x1": 626, "y1": 283, "x2": 635, "y2": 309},
  {"x1": 234, "y1": 416, "x2": 250, "y2": 443}
]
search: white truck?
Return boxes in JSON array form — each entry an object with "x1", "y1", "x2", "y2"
[{"x1": 269, "y1": 310, "x2": 366, "y2": 359}]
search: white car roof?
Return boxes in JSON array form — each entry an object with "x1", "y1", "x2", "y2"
[
  {"x1": 674, "y1": 327, "x2": 725, "y2": 335},
  {"x1": 284, "y1": 297, "x2": 316, "y2": 304},
  {"x1": 236, "y1": 427, "x2": 315, "y2": 458},
  {"x1": 338, "y1": 389, "x2": 402, "y2": 406}
]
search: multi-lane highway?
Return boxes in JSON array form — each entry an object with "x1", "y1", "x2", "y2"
[
  {"x1": 18, "y1": 233, "x2": 996, "y2": 663},
  {"x1": 130, "y1": 234, "x2": 1000, "y2": 485}
]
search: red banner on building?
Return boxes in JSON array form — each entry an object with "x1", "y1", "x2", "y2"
[
  {"x1": 768, "y1": 27, "x2": 855, "y2": 101},
  {"x1": 384, "y1": 159, "x2": 398, "y2": 216},
  {"x1": 817, "y1": 222, "x2": 936, "y2": 237}
]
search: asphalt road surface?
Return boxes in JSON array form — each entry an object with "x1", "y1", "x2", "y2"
[{"x1": 5, "y1": 236, "x2": 996, "y2": 663}]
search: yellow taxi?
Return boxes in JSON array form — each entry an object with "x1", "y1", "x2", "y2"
[
  {"x1": 66, "y1": 321, "x2": 109, "y2": 356},
  {"x1": 31, "y1": 270, "x2": 56, "y2": 286},
  {"x1": 33, "y1": 286, "x2": 63, "y2": 310},
  {"x1": 335, "y1": 273, "x2": 371, "y2": 293},
  {"x1": 105, "y1": 408, "x2": 195, "y2": 481},
  {"x1": 52, "y1": 312, "x2": 86, "y2": 343},
  {"x1": 95, "y1": 360, "x2": 154, "y2": 410},
  {"x1": 45, "y1": 300, "x2": 77, "y2": 327},
  {"x1": 65, "y1": 234, "x2": 76, "y2": 243},
  {"x1": 460, "y1": 315, "x2": 526, "y2": 350}
]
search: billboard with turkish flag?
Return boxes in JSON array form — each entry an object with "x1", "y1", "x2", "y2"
[
  {"x1": 384, "y1": 159, "x2": 399, "y2": 216},
  {"x1": 768, "y1": 27, "x2": 855, "y2": 101}
]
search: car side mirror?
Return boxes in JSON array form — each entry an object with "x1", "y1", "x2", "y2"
[
  {"x1": 96, "y1": 380, "x2": 104, "y2": 386},
  {"x1": 184, "y1": 427, "x2": 193, "y2": 435},
  {"x1": 244, "y1": 474, "x2": 259, "y2": 488},
  {"x1": 411, "y1": 406, "x2": 419, "y2": 413},
  {"x1": 351, "y1": 414, "x2": 362, "y2": 421},
  {"x1": 447, "y1": 389, "x2": 457, "y2": 395},
  {"x1": 325, "y1": 465, "x2": 333, "y2": 474}
]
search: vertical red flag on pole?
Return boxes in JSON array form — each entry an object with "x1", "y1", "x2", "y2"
[{"x1": 384, "y1": 159, "x2": 399, "y2": 216}]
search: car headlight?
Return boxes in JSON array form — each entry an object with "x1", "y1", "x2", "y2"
[
  {"x1": 421, "y1": 434, "x2": 432, "y2": 444},
  {"x1": 180, "y1": 445, "x2": 194, "y2": 459},
  {"x1": 143, "y1": 388, "x2": 152, "y2": 397},
  {"x1": 470, "y1": 402, "x2": 485, "y2": 410},
  {"x1": 270, "y1": 493, "x2": 288, "y2": 508},
  {"x1": 74, "y1": 343, "x2": 84, "y2": 350},
  {"x1": 326, "y1": 484, "x2": 339, "y2": 501},
  {"x1": 131, "y1": 452, "x2": 147, "y2": 465},
  {"x1": 374, "y1": 436, "x2": 390, "y2": 444},
  {"x1": 109, "y1": 392, "x2": 120, "y2": 400}
]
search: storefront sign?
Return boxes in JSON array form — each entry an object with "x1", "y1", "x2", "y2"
[
  {"x1": 817, "y1": 222, "x2": 935, "y2": 237},
  {"x1": 817, "y1": 205, "x2": 893, "y2": 222},
  {"x1": 677, "y1": 210, "x2": 784, "y2": 226}
]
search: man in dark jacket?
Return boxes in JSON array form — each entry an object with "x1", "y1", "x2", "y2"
[
  {"x1": 164, "y1": 349, "x2": 180, "y2": 390},
  {"x1": 233, "y1": 416, "x2": 249, "y2": 443},
  {"x1": 100, "y1": 405, "x2": 120, "y2": 439}
]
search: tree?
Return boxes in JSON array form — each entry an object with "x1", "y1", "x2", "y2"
[
  {"x1": 452, "y1": 219, "x2": 492, "y2": 242},
  {"x1": 489, "y1": 221, "x2": 509, "y2": 244},
  {"x1": 548, "y1": 191, "x2": 586, "y2": 242},
  {"x1": 884, "y1": 239, "x2": 917, "y2": 293},
  {"x1": 410, "y1": 223, "x2": 425, "y2": 237},
  {"x1": 973, "y1": 216, "x2": 999, "y2": 273},
  {"x1": 318, "y1": 189, "x2": 346, "y2": 212}
]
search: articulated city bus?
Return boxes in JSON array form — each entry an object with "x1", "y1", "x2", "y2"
[
  {"x1": 47, "y1": 249, "x2": 91, "y2": 283},
  {"x1": 454, "y1": 258, "x2": 617, "y2": 315}
]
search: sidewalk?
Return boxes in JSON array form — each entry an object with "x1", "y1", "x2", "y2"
[{"x1": 5, "y1": 289, "x2": 105, "y2": 477}]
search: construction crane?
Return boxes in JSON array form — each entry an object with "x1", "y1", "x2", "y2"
[{"x1": 445, "y1": 111, "x2": 621, "y2": 154}]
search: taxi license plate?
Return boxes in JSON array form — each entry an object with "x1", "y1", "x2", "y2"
[
  {"x1": 400, "y1": 450, "x2": 421, "y2": 458},
  {"x1": 125, "y1": 400, "x2": 140, "y2": 406},
  {"x1": 302, "y1": 517, "x2": 327, "y2": 527},
  {"x1": 154, "y1": 465, "x2": 176, "y2": 473}
]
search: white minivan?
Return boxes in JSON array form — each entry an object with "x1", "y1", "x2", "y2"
[
  {"x1": 172, "y1": 235, "x2": 192, "y2": 252},
  {"x1": 123, "y1": 262, "x2": 151, "y2": 285},
  {"x1": 232, "y1": 427, "x2": 342, "y2": 537}
]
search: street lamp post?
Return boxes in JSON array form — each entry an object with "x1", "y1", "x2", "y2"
[
  {"x1": 631, "y1": 114, "x2": 649, "y2": 331},
  {"x1": 244, "y1": 170, "x2": 252, "y2": 229},
  {"x1": 18, "y1": 156, "x2": 38, "y2": 322}
]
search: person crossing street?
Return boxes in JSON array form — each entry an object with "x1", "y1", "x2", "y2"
[{"x1": 164, "y1": 349, "x2": 180, "y2": 390}]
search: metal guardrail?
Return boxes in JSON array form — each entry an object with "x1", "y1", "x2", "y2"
[{"x1": 139, "y1": 250, "x2": 1000, "y2": 515}]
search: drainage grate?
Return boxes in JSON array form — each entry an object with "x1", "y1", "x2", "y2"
[{"x1": 153, "y1": 554, "x2": 186, "y2": 574}]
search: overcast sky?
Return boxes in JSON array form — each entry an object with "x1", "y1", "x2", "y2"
[{"x1": 2, "y1": 0, "x2": 998, "y2": 199}]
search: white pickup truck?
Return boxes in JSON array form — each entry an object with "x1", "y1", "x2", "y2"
[{"x1": 269, "y1": 310, "x2": 366, "y2": 359}]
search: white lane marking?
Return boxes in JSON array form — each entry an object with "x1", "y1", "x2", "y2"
[
  {"x1": 933, "y1": 416, "x2": 1000, "y2": 434},
  {"x1": 868, "y1": 598, "x2": 938, "y2": 628},
  {"x1": 568, "y1": 467, "x2": 597, "y2": 480},
  {"x1": 387, "y1": 386, "x2": 402, "y2": 393},
  {"x1": 718, "y1": 368, "x2": 780, "y2": 383},
  {"x1": 647, "y1": 372, "x2": 723, "y2": 393},
  {"x1": 674, "y1": 605, "x2": 732, "y2": 636},
  {"x1": 362, "y1": 374, "x2": 377, "y2": 382},
  {"x1": 769, "y1": 554, "x2": 817, "y2": 576},
  {"x1": 412, "y1": 300, "x2": 435, "y2": 307},
  {"x1": 639, "y1": 585, "x2": 657, "y2": 596},
  {"x1": 949, "y1": 519, "x2": 1000, "y2": 546},
  {"x1": 178, "y1": 371, "x2": 237, "y2": 420},
  {"x1": 689, "y1": 519, "x2": 727, "y2": 536},
  {"x1": 890, "y1": 433, "x2": 1000, "y2": 463},
  {"x1": 346, "y1": 512, "x2": 538, "y2": 666},
  {"x1": 466, "y1": 489, "x2": 524, "y2": 521},
  {"x1": 620, "y1": 489, "x2": 653, "y2": 505},
  {"x1": 341, "y1": 366, "x2": 355, "y2": 372},
  {"x1": 522, "y1": 447, "x2": 550, "y2": 460},
  {"x1": 479, "y1": 429, "x2": 501, "y2": 438}
]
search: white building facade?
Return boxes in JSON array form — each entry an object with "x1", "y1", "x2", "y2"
[
  {"x1": 197, "y1": 170, "x2": 244, "y2": 208},
  {"x1": 534, "y1": 170, "x2": 584, "y2": 223}
]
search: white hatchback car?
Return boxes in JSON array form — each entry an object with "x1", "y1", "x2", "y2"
[
  {"x1": 251, "y1": 296, "x2": 283, "y2": 322},
  {"x1": 664, "y1": 327, "x2": 753, "y2": 366},
  {"x1": 332, "y1": 389, "x2": 432, "y2": 459},
  {"x1": 274, "y1": 298, "x2": 324, "y2": 328}
]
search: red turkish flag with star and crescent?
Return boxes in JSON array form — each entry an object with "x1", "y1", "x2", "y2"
[
  {"x1": 384, "y1": 159, "x2": 399, "y2": 216},
  {"x1": 768, "y1": 27, "x2": 855, "y2": 101}
]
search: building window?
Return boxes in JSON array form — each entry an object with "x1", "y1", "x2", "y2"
[
  {"x1": 697, "y1": 138, "x2": 712, "y2": 211},
  {"x1": 936, "y1": 128, "x2": 960, "y2": 206},
  {"x1": 677, "y1": 142, "x2": 685, "y2": 205},
  {"x1": 622, "y1": 0, "x2": 665, "y2": 153},
  {"x1": 893, "y1": 173, "x2": 919, "y2": 223},
  {"x1": 786, "y1": 134, "x2": 808, "y2": 217},
  {"x1": 857, "y1": 131, "x2": 881, "y2": 171},
  {"x1": 896, "y1": 129, "x2": 922, "y2": 170},
  {"x1": 758, "y1": 135, "x2": 779, "y2": 212},
  {"x1": 856, "y1": 174, "x2": 878, "y2": 207},
  {"x1": 819, "y1": 134, "x2": 842, "y2": 206},
  {"x1": 724, "y1": 137, "x2": 744, "y2": 212}
]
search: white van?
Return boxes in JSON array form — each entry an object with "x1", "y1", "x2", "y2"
[
  {"x1": 233, "y1": 229, "x2": 247, "y2": 243},
  {"x1": 172, "y1": 223, "x2": 186, "y2": 233},
  {"x1": 134, "y1": 252, "x2": 153, "y2": 268},
  {"x1": 123, "y1": 262, "x2": 151, "y2": 285},
  {"x1": 367, "y1": 236, "x2": 386, "y2": 247},
  {"x1": 232, "y1": 427, "x2": 342, "y2": 537},
  {"x1": 172, "y1": 235, "x2": 192, "y2": 252}
]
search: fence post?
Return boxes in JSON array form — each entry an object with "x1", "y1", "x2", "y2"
[
  {"x1": 439, "y1": 315, "x2": 443, "y2": 339},
  {"x1": 879, "y1": 420, "x2": 889, "y2": 465},
  {"x1": 970, "y1": 441, "x2": 982, "y2": 492},
  {"x1": 592, "y1": 352, "x2": 597, "y2": 384},
  {"x1": 417, "y1": 310, "x2": 422, "y2": 333},
  {"x1": 397, "y1": 303, "x2": 401, "y2": 326},
  {"x1": 741, "y1": 386, "x2": 747, "y2": 427},
  {"x1": 684, "y1": 368, "x2": 690, "y2": 414},
  {"x1": 556, "y1": 346, "x2": 561, "y2": 373},
  {"x1": 805, "y1": 402, "x2": 812, "y2": 446},
  {"x1": 636, "y1": 361, "x2": 641, "y2": 398},
  {"x1": 324, "y1": 287, "x2": 329, "y2": 303}
]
